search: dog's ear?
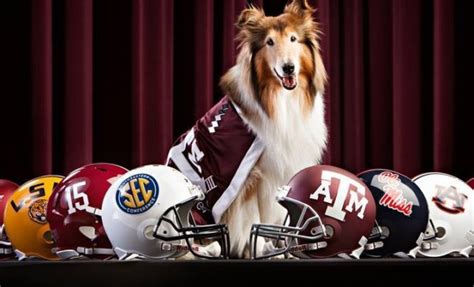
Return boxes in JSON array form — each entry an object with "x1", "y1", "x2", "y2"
[
  {"x1": 237, "y1": 5, "x2": 265, "y2": 29},
  {"x1": 284, "y1": 0, "x2": 315, "y2": 17}
]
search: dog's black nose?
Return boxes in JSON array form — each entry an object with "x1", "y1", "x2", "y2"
[{"x1": 282, "y1": 63, "x2": 295, "y2": 75}]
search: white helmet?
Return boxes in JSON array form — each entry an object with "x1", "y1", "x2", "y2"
[
  {"x1": 413, "y1": 172, "x2": 474, "y2": 257},
  {"x1": 101, "y1": 165, "x2": 229, "y2": 260}
]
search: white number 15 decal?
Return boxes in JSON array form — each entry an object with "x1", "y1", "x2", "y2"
[{"x1": 65, "y1": 181, "x2": 90, "y2": 215}]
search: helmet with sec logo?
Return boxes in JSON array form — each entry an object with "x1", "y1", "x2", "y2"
[
  {"x1": 101, "y1": 165, "x2": 229, "y2": 260},
  {"x1": 250, "y1": 165, "x2": 377, "y2": 259},
  {"x1": 4, "y1": 175, "x2": 63, "y2": 260},
  {"x1": 0, "y1": 179, "x2": 19, "y2": 260},
  {"x1": 47, "y1": 163, "x2": 128, "y2": 259},
  {"x1": 358, "y1": 169, "x2": 429, "y2": 258}
]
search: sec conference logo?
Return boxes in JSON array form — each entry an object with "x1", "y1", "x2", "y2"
[{"x1": 116, "y1": 174, "x2": 159, "y2": 214}]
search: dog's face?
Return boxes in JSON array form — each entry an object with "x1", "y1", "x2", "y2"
[
  {"x1": 237, "y1": 0, "x2": 326, "y2": 94},
  {"x1": 260, "y1": 24, "x2": 305, "y2": 91}
]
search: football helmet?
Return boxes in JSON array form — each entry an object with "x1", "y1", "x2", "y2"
[
  {"x1": 102, "y1": 165, "x2": 230, "y2": 260},
  {"x1": 4, "y1": 175, "x2": 63, "y2": 260},
  {"x1": 250, "y1": 165, "x2": 377, "y2": 259},
  {"x1": 47, "y1": 163, "x2": 128, "y2": 259},
  {"x1": 413, "y1": 172, "x2": 474, "y2": 257},
  {"x1": 358, "y1": 169, "x2": 429, "y2": 258},
  {"x1": 0, "y1": 179, "x2": 19, "y2": 260},
  {"x1": 467, "y1": 178, "x2": 474, "y2": 189}
]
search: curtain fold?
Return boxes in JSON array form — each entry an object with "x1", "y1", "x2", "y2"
[
  {"x1": 31, "y1": 0, "x2": 53, "y2": 175},
  {"x1": 132, "y1": 0, "x2": 174, "y2": 166},
  {"x1": 64, "y1": 0, "x2": 93, "y2": 172},
  {"x1": 1, "y1": 0, "x2": 472, "y2": 183},
  {"x1": 392, "y1": 0, "x2": 423, "y2": 176},
  {"x1": 367, "y1": 0, "x2": 393, "y2": 170},
  {"x1": 194, "y1": 0, "x2": 214, "y2": 119},
  {"x1": 342, "y1": 0, "x2": 366, "y2": 172},
  {"x1": 433, "y1": 0, "x2": 454, "y2": 172}
]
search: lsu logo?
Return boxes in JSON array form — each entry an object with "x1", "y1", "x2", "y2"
[
  {"x1": 433, "y1": 185, "x2": 467, "y2": 214},
  {"x1": 28, "y1": 199, "x2": 48, "y2": 224},
  {"x1": 116, "y1": 174, "x2": 159, "y2": 214}
]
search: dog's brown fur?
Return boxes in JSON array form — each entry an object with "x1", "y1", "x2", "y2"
[{"x1": 219, "y1": 0, "x2": 328, "y2": 258}]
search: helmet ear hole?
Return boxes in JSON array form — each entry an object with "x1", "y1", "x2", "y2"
[
  {"x1": 436, "y1": 227, "x2": 446, "y2": 239},
  {"x1": 324, "y1": 225, "x2": 334, "y2": 239},
  {"x1": 380, "y1": 226, "x2": 390, "y2": 239},
  {"x1": 43, "y1": 230, "x2": 54, "y2": 244},
  {"x1": 144, "y1": 225, "x2": 156, "y2": 240}
]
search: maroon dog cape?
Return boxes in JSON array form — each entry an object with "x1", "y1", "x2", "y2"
[{"x1": 167, "y1": 96, "x2": 264, "y2": 224}]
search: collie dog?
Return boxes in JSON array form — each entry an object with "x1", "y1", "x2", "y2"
[{"x1": 168, "y1": 0, "x2": 327, "y2": 258}]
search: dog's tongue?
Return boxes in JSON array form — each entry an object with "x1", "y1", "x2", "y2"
[{"x1": 283, "y1": 76, "x2": 296, "y2": 89}]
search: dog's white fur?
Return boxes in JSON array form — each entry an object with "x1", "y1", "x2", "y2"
[{"x1": 220, "y1": 31, "x2": 328, "y2": 258}]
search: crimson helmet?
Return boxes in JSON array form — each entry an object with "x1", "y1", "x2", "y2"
[
  {"x1": 250, "y1": 165, "x2": 376, "y2": 259},
  {"x1": 358, "y1": 169, "x2": 429, "y2": 258},
  {"x1": 468, "y1": 178, "x2": 474, "y2": 189},
  {"x1": 47, "y1": 163, "x2": 128, "y2": 259},
  {"x1": 0, "y1": 180, "x2": 19, "y2": 260}
]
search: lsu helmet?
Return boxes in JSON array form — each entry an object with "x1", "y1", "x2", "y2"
[
  {"x1": 4, "y1": 175, "x2": 63, "y2": 260},
  {"x1": 47, "y1": 163, "x2": 128, "y2": 259},
  {"x1": 250, "y1": 165, "x2": 377, "y2": 259},
  {"x1": 413, "y1": 172, "x2": 474, "y2": 257},
  {"x1": 0, "y1": 179, "x2": 19, "y2": 260},
  {"x1": 358, "y1": 169, "x2": 429, "y2": 258},
  {"x1": 102, "y1": 165, "x2": 230, "y2": 260}
]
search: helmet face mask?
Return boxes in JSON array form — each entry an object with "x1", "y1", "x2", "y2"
[
  {"x1": 153, "y1": 194, "x2": 230, "y2": 259},
  {"x1": 250, "y1": 195, "x2": 327, "y2": 260},
  {"x1": 102, "y1": 165, "x2": 230, "y2": 260}
]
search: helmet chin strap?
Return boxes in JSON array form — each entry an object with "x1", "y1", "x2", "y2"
[
  {"x1": 407, "y1": 233, "x2": 425, "y2": 258},
  {"x1": 0, "y1": 247, "x2": 12, "y2": 255},
  {"x1": 14, "y1": 250, "x2": 28, "y2": 261},
  {"x1": 364, "y1": 224, "x2": 385, "y2": 252},
  {"x1": 350, "y1": 236, "x2": 368, "y2": 259},
  {"x1": 55, "y1": 247, "x2": 115, "y2": 259}
]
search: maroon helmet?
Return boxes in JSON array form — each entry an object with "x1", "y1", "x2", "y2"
[
  {"x1": 468, "y1": 178, "x2": 474, "y2": 189},
  {"x1": 47, "y1": 163, "x2": 128, "y2": 259},
  {"x1": 250, "y1": 165, "x2": 377, "y2": 259},
  {"x1": 0, "y1": 179, "x2": 19, "y2": 260}
]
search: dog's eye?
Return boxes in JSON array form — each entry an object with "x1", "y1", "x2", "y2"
[
  {"x1": 266, "y1": 39, "x2": 274, "y2": 46},
  {"x1": 290, "y1": 36, "x2": 297, "y2": 42}
]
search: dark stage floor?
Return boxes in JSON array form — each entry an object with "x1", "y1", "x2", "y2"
[{"x1": 0, "y1": 258, "x2": 472, "y2": 287}]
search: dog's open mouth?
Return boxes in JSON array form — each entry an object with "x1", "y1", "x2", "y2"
[{"x1": 274, "y1": 69, "x2": 297, "y2": 91}]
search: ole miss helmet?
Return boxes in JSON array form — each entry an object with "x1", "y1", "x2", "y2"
[
  {"x1": 358, "y1": 169, "x2": 429, "y2": 258},
  {"x1": 413, "y1": 172, "x2": 474, "y2": 257},
  {"x1": 47, "y1": 163, "x2": 127, "y2": 259},
  {"x1": 250, "y1": 165, "x2": 377, "y2": 259},
  {"x1": 0, "y1": 180, "x2": 19, "y2": 260}
]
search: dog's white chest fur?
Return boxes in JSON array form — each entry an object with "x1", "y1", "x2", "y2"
[
  {"x1": 223, "y1": 81, "x2": 327, "y2": 257},
  {"x1": 246, "y1": 90, "x2": 327, "y2": 222}
]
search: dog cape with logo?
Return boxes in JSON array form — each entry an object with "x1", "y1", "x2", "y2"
[{"x1": 167, "y1": 96, "x2": 264, "y2": 225}]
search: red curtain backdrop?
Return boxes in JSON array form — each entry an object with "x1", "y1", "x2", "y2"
[{"x1": 1, "y1": 0, "x2": 473, "y2": 184}]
